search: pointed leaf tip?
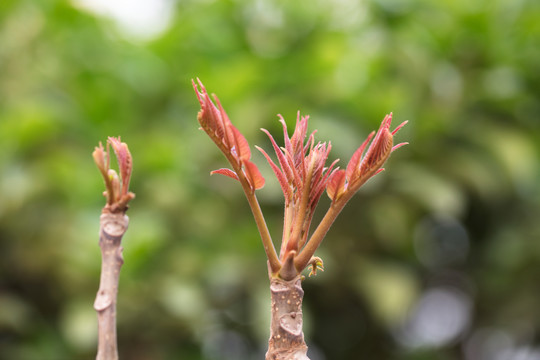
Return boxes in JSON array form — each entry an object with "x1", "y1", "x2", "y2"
[
  {"x1": 392, "y1": 142, "x2": 409, "y2": 151},
  {"x1": 392, "y1": 120, "x2": 408, "y2": 135}
]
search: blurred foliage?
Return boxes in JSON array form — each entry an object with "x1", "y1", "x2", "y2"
[{"x1": 1, "y1": 0, "x2": 540, "y2": 359}]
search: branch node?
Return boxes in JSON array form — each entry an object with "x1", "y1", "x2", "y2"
[{"x1": 94, "y1": 290, "x2": 113, "y2": 311}]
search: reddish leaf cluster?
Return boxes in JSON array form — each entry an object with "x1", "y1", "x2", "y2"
[
  {"x1": 257, "y1": 113, "x2": 338, "y2": 259},
  {"x1": 193, "y1": 79, "x2": 408, "y2": 278},
  {"x1": 93, "y1": 137, "x2": 135, "y2": 212},
  {"x1": 193, "y1": 79, "x2": 265, "y2": 193},
  {"x1": 327, "y1": 113, "x2": 408, "y2": 202}
]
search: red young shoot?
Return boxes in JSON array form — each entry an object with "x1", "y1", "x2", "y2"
[
  {"x1": 294, "y1": 114, "x2": 408, "y2": 272},
  {"x1": 193, "y1": 78, "x2": 265, "y2": 193},
  {"x1": 194, "y1": 80, "x2": 407, "y2": 280},
  {"x1": 194, "y1": 80, "x2": 407, "y2": 360},
  {"x1": 193, "y1": 79, "x2": 280, "y2": 273},
  {"x1": 93, "y1": 137, "x2": 135, "y2": 213},
  {"x1": 92, "y1": 137, "x2": 135, "y2": 360}
]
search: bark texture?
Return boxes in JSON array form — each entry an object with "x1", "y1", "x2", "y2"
[
  {"x1": 94, "y1": 212, "x2": 129, "y2": 360},
  {"x1": 266, "y1": 276, "x2": 309, "y2": 360}
]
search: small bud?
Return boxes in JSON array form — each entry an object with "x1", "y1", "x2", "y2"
[
  {"x1": 93, "y1": 137, "x2": 134, "y2": 212},
  {"x1": 108, "y1": 169, "x2": 120, "y2": 203},
  {"x1": 307, "y1": 256, "x2": 324, "y2": 277}
]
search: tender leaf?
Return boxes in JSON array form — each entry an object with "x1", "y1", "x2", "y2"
[
  {"x1": 92, "y1": 142, "x2": 109, "y2": 180},
  {"x1": 213, "y1": 95, "x2": 233, "y2": 147},
  {"x1": 192, "y1": 78, "x2": 205, "y2": 108},
  {"x1": 108, "y1": 169, "x2": 120, "y2": 203},
  {"x1": 392, "y1": 120, "x2": 409, "y2": 136},
  {"x1": 257, "y1": 146, "x2": 292, "y2": 201},
  {"x1": 108, "y1": 137, "x2": 132, "y2": 196},
  {"x1": 326, "y1": 169, "x2": 346, "y2": 201},
  {"x1": 229, "y1": 124, "x2": 251, "y2": 161},
  {"x1": 285, "y1": 150, "x2": 303, "y2": 192},
  {"x1": 210, "y1": 168, "x2": 240, "y2": 181},
  {"x1": 243, "y1": 160, "x2": 265, "y2": 190},
  {"x1": 193, "y1": 79, "x2": 225, "y2": 142},
  {"x1": 311, "y1": 159, "x2": 339, "y2": 206},
  {"x1": 361, "y1": 128, "x2": 393, "y2": 172},
  {"x1": 392, "y1": 142, "x2": 409, "y2": 151},
  {"x1": 359, "y1": 114, "x2": 394, "y2": 172},
  {"x1": 346, "y1": 131, "x2": 374, "y2": 182},
  {"x1": 278, "y1": 115, "x2": 293, "y2": 156},
  {"x1": 290, "y1": 113, "x2": 309, "y2": 155},
  {"x1": 261, "y1": 128, "x2": 294, "y2": 182}
]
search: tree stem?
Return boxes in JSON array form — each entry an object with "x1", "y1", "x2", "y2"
[
  {"x1": 94, "y1": 212, "x2": 129, "y2": 360},
  {"x1": 266, "y1": 275, "x2": 310, "y2": 360}
]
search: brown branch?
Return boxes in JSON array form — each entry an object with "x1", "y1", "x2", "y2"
[
  {"x1": 94, "y1": 211, "x2": 129, "y2": 360},
  {"x1": 266, "y1": 275, "x2": 310, "y2": 360}
]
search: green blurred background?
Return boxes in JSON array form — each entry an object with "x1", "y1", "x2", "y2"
[{"x1": 1, "y1": 0, "x2": 539, "y2": 359}]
